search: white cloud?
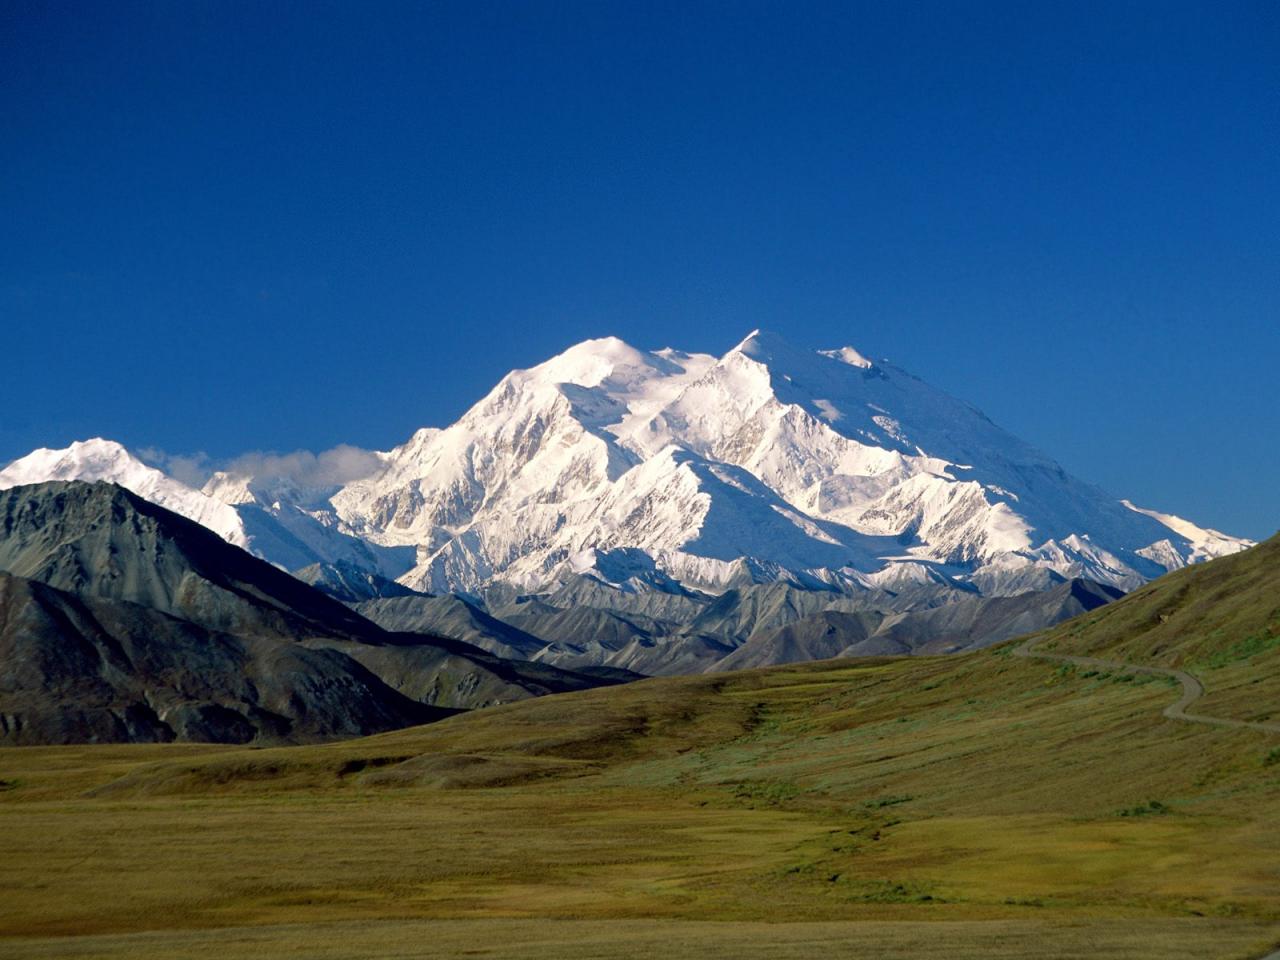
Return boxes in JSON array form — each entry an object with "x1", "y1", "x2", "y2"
[
  {"x1": 136, "y1": 447, "x2": 214, "y2": 487},
  {"x1": 222, "y1": 444, "x2": 383, "y2": 488},
  {"x1": 137, "y1": 444, "x2": 382, "y2": 490}
]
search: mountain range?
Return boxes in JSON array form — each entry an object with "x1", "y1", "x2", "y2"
[{"x1": 0, "y1": 330, "x2": 1253, "y2": 676}]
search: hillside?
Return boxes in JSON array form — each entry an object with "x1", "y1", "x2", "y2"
[
  {"x1": 0, "y1": 536, "x2": 1276, "y2": 958},
  {"x1": 1029, "y1": 530, "x2": 1280, "y2": 723},
  {"x1": 0, "y1": 570, "x2": 440, "y2": 743},
  {"x1": 0, "y1": 479, "x2": 385, "y2": 643},
  {"x1": 0, "y1": 481, "x2": 629, "y2": 743}
]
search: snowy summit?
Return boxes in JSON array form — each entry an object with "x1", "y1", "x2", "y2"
[{"x1": 0, "y1": 332, "x2": 1251, "y2": 599}]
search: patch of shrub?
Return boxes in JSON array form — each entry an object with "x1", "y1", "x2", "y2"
[
  {"x1": 1198, "y1": 628, "x2": 1280, "y2": 670},
  {"x1": 1118, "y1": 799, "x2": 1168, "y2": 817},
  {"x1": 731, "y1": 779, "x2": 800, "y2": 806},
  {"x1": 1003, "y1": 896, "x2": 1045, "y2": 907},
  {"x1": 863, "y1": 794, "x2": 913, "y2": 809},
  {"x1": 844, "y1": 880, "x2": 940, "y2": 904}
]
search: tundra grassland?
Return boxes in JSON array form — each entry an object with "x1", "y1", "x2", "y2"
[{"x1": 2, "y1": 537, "x2": 1279, "y2": 959}]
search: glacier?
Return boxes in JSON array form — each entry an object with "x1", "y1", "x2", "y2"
[{"x1": 330, "y1": 330, "x2": 1250, "y2": 595}]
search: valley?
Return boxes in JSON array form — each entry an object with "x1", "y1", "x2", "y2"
[{"x1": 2, "y1": 534, "x2": 1277, "y2": 958}]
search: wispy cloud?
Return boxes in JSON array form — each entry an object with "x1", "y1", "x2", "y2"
[
  {"x1": 137, "y1": 444, "x2": 382, "y2": 490},
  {"x1": 136, "y1": 447, "x2": 214, "y2": 487},
  {"x1": 222, "y1": 445, "x2": 383, "y2": 488}
]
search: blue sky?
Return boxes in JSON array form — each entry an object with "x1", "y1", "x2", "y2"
[{"x1": 2, "y1": 1, "x2": 1276, "y2": 538}]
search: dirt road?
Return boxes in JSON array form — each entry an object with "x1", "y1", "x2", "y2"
[{"x1": 1013, "y1": 636, "x2": 1280, "y2": 735}]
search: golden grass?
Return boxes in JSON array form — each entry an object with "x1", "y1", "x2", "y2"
[
  {"x1": 3, "y1": 541, "x2": 1280, "y2": 958},
  {"x1": 3, "y1": 917, "x2": 1275, "y2": 960}
]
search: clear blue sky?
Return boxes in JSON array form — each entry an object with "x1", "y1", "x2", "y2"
[{"x1": 2, "y1": 1, "x2": 1276, "y2": 538}]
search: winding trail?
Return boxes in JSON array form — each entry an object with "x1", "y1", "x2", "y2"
[
  {"x1": 1013, "y1": 636, "x2": 1280, "y2": 736},
  {"x1": 1016, "y1": 637, "x2": 1280, "y2": 960}
]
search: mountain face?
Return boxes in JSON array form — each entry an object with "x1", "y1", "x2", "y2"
[
  {"x1": 0, "y1": 480, "x2": 392, "y2": 644},
  {"x1": 354, "y1": 594, "x2": 549, "y2": 661},
  {"x1": 331, "y1": 331, "x2": 1249, "y2": 596},
  {"x1": 0, "y1": 440, "x2": 416, "y2": 581},
  {"x1": 365, "y1": 576, "x2": 1117, "y2": 677},
  {"x1": 708, "y1": 578, "x2": 1124, "y2": 672},
  {"x1": 0, "y1": 569, "x2": 440, "y2": 745},
  {"x1": 0, "y1": 440, "x2": 248, "y2": 546},
  {"x1": 0, "y1": 481, "x2": 628, "y2": 744},
  {"x1": 293, "y1": 560, "x2": 421, "y2": 603}
]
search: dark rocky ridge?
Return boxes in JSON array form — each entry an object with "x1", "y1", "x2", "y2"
[
  {"x1": 353, "y1": 572, "x2": 1123, "y2": 676},
  {"x1": 0, "y1": 570, "x2": 442, "y2": 744},
  {"x1": 355, "y1": 593, "x2": 547, "y2": 660},
  {"x1": 0, "y1": 481, "x2": 629, "y2": 744},
  {"x1": 711, "y1": 578, "x2": 1124, "y2": 671},
  {"x1": 0, "y1": 480, "x2": 378, "y2": 643},
  {"x1": 294, "y1": 560, "x2": 420, "y2": 603}
]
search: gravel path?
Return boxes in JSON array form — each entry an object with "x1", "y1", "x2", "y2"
[{"x1": 1012, "y1": 636, "x2": 1280, "y2": 736}]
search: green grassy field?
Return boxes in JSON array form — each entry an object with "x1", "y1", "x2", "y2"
[{"x1": 2, "y1": 538, "x2": 1278, "y2": 959}]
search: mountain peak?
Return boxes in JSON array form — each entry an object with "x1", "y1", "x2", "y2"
[
  {"x1": 328, "y1": 330, "x2": 1251, "y2": 596},
  {"x1": 524, "y1": 335, "x2": 672, "y2": 390},
  {"x1": 0, "y1": 438, "x2": 249, "y2": 548},
  {"x1": 729, "y1": 329, "x2": 877, "y2": 375},
  {"x1": 729, "y1": 328, "x2": 797, "y2": 358},
  {"x1": 66, "y1": 436, "x2": 130, "y2": 456},
  {"x1": 1, "y1": 437, "x2": 133, "y2": 475},
  {"x1": 1, "y1": 334, "x2": 1252, "y2": 604},
  {"x1": 201, "y1": 470, "x2": 259, "y2": 505},
  {"x1": 0, "y1": 437, "x2": 157, "y2": 490}
]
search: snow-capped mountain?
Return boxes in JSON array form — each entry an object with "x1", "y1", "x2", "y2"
[
  {"x1": 0, "y1": 332, "x2": 1250, "y2": 601},
  {"x1": 197, "y1": 468, "x2": 414, "y2": 578},
  {"x1": 331, "y1": 330, "x2": 1250, "y2": 595},
  {"x1": 0, "y1": 439, "x2": 249, "y2": 546},
  {"x1": 0, "y1": 439, "x2": 413, "y2": 579}
]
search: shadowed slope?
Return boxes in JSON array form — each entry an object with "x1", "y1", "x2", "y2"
[
  {"x1": 0, "y1": 482, "x2": 633, "y2": 743},
  {"x1": 0, "y1": 481, "x2": 380, "y2": 642},
  {"x1": 356, "y1": 593, "x2": 548, "y2": 660},
  {"x1": 0, "y1": 571, "x2": 442, "y2": 744},
  {"x1": 714, "y1": 578, "x2": 1123, "y2": 671}
]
